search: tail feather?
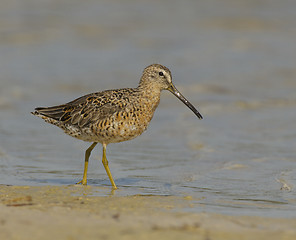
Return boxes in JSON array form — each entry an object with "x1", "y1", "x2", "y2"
[{"x1": 32, "y1": 105, "x2": 66, "y2": 121}]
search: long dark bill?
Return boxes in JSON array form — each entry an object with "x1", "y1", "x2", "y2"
[{"x1": 168, "y1": 84, "x2": 203, "y2": 119}]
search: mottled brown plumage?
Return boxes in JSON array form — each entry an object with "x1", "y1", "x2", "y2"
[{"x1": 32, "y1": 64, "x2": 202, "y2": 189}]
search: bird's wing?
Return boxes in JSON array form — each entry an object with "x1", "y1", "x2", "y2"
[{"x1": 33, "y1": 89, "x2": 134, "y2": 127}]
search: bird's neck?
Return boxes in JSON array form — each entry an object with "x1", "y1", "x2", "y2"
[
  {"x1": 136, "y1": 83, "x2": 161, "y2": 111},
  {"x1": 137, "y1": 80, "x2": 161, "y2": 97}
]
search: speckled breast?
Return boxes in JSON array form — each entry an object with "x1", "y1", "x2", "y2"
[{"x1": 93, "y1": 105, "x2": 154, "y2": 144}]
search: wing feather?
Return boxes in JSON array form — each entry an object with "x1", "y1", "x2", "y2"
[{"x1": 32, "y1": 89, "x2": 135, "y2": 128}]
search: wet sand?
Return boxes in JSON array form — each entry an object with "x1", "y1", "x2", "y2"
[{"x1": 1, "y1": 185, "x2": 295, "y2": 240}]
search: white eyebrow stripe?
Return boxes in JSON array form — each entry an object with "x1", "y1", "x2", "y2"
[{"x1": 166, "y1": 74, "x2": 172, "y2": 83}]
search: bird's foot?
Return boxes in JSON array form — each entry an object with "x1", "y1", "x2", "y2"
[{"x1": 76, "y1": 180, "x2": 87, "y2": 185}]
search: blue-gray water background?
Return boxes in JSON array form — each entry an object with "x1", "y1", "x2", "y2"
[{"x1": 1, "y1": 0, "x2": 296, "y2": 218}]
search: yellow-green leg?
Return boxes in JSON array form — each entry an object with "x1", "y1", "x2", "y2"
[
  {"x1": 102, "y1": 143, "x2": 117, "y2": 189},
  {"x1": 76, "y1": 142, "x2": 97, "y2": 185}
]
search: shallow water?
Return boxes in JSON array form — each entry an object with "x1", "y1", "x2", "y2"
[{"x1": 1, "y1": 0, "x2": 296, "y2": 218}]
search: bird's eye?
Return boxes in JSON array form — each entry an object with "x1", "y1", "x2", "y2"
[{"x1": 159, "y1": 71, "x2": 164, "y2": 77}]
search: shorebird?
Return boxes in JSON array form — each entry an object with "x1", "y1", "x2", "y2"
[{"x1": 32, "y1": 64, "x2": 203, "y2": 189}]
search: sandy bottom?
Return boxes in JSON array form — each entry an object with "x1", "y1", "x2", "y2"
[{"x1": 0, "y1": 185, "x2": 295, "y2": 240}]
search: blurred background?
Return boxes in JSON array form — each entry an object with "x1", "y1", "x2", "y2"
[{"x1": 0, "y1": 0, "x2": 296, "y2": 217}]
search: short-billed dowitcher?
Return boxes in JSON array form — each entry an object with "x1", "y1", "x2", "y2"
[{"x1": 32, "y1": 64, "x2": 203, "y2": 189}]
